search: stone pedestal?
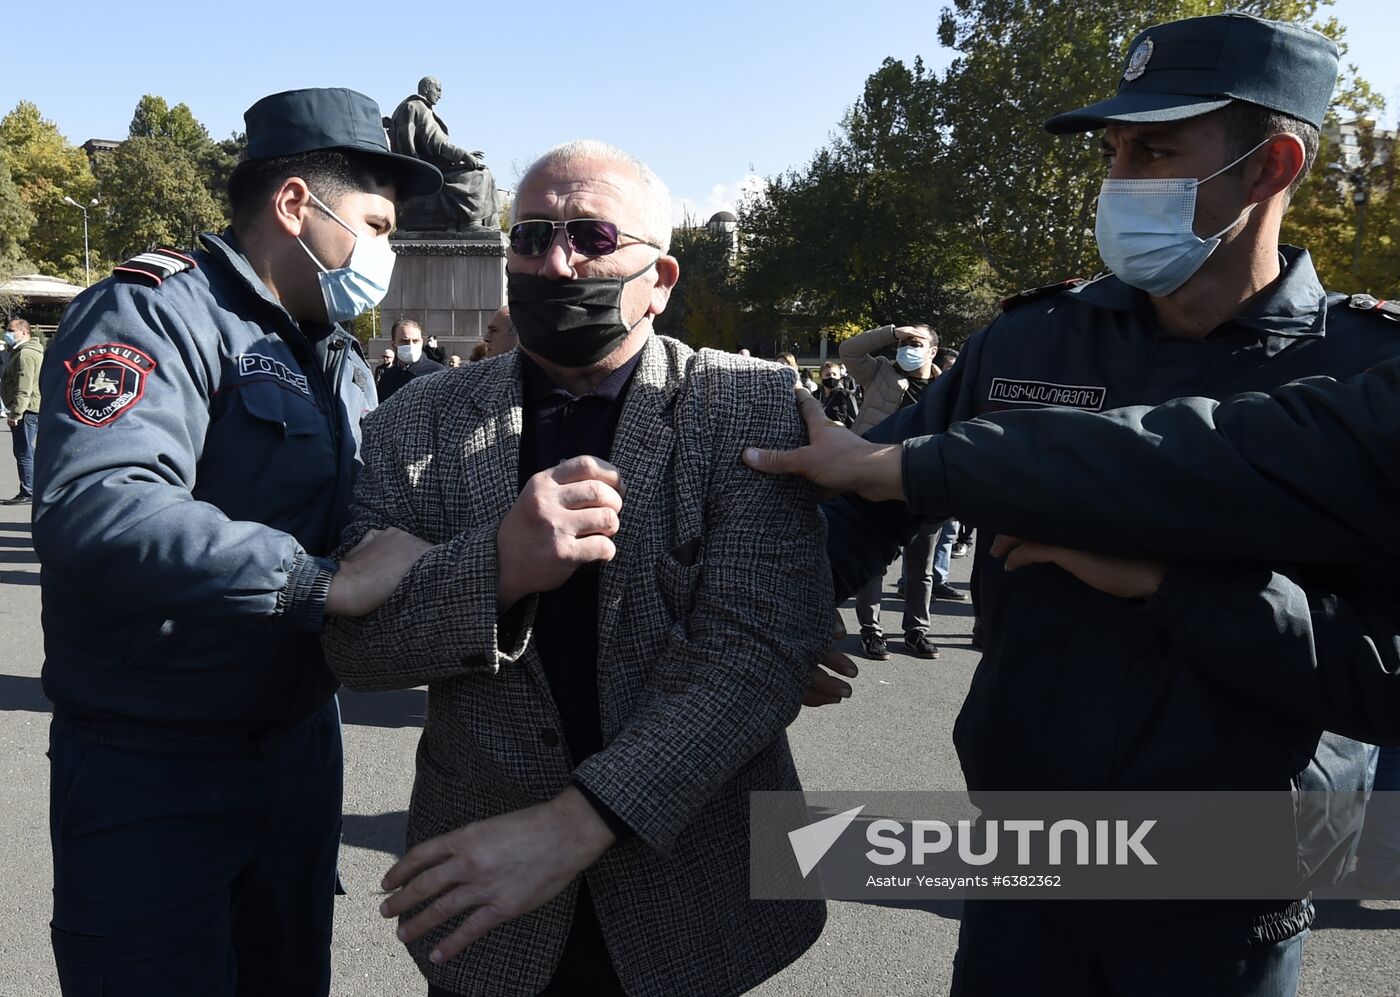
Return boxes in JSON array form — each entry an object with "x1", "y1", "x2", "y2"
[{"x1": 380, "y1": 232, "x2": 506, "y2": 345}]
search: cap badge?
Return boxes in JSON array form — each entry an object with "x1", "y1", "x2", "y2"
[{"x1": 1123, "y1": 37, "x2": 1154, "y2": 82}]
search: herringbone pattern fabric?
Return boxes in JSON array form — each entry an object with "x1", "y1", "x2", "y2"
[{"x1": 323, "y1": 335, "x2": 831, "y2": 996}]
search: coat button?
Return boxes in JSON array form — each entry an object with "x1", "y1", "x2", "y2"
[{"x1": 540, "y1": 728, "x2": 560, "y2": 747}]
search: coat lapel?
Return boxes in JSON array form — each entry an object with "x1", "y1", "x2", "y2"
[{"x1": 596, "y1": 336, "x2": 682, "y2": 670}]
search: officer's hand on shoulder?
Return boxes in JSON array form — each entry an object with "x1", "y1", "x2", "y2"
[{"x1": 326, "y1": 527, "x2": 435, "y2": 617}]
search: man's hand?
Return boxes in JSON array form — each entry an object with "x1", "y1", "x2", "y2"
[
  {"x1": 742, "y1": 388, "x2": 905, "y2": 503},
  {"x1": 803, "y1": 646, "x2": 859, "y2": 707},
  {"x1": 379, "y1": 786, "x2": 616, "y2": 965},
  {"x1": 325, "y1": 527, "x2": 435, "y2": 617},
  {"x1": 5, "y1": 414, "x2": 18, "y2": 428},
  {"x1": 496, "y1": 455, "x2": 626, "y2": 612},
  {"x1": 990, "y1": 535, "x2": 1166, "y2": 600}
]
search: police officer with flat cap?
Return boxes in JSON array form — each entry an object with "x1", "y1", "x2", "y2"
[
  {"x1": 747, "y1": 12, "x2": 1400, "y2": 995},
  {"x1": 35, "y1": 88, "x2": 441, "y2": 994}
]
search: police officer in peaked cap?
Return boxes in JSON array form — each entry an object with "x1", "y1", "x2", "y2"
[
  {"x1": 35, "y1": 88, "x2": 441, "y2": 994},
  {"x1": 746, "y1": 12, "x2": 1400, "y2": 995}
]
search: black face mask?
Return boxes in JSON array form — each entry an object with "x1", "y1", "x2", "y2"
[
  {"x1": 507, "y1": 261, "x2": 656, "y2": 369},
  {"x1": 821, "y1": 376, "x2": 838, "y2": 390}
]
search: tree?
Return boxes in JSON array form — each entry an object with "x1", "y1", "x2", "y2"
[
  {"x1": 654, "y1": 220, "x2": 742, "y2": 350},
  {"x1": 97, "y1": 136, "x2": 225, "y2": 258},
  {"x1": 126, "y1": 95, "x2": 241, "y2": 223},
  {"x1": 738, "y1": 58, "x2": 998, "y2": 345},
  {"x1": 0, "y1": 101, "x2": 101, "y2": 284}
]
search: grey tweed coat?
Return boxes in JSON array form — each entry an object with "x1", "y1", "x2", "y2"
[{"x1": 323, "y1": 334, "x2": 831, "y2": 996}]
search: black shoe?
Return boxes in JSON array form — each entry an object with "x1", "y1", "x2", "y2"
[
  {"x1": 931, "y1": 582, "x2": 968, "y2": 601},
  {"x1": 1, "y1": 493, "x2": 30, "y2": 506},
  {"x1": 951, "y1": 542, "x2": 970, "y2": 558},
  {"x1": 905, "y1": 633, "x2": 940, "y2": 659},
  {"x1": 860, "y1": 632, "x2": 889, "y2": 660},
  {"x1": 971, "y1": 617, "x2": 984, "y2": 652}
]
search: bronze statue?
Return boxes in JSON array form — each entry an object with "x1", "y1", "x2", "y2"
[{"x1": 389, "y1": 77, "x2": 501, "y2": 232}]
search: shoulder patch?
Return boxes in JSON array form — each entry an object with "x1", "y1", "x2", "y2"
[
  {"x1": 1346, "y1": 294, "x2": 1400, "y2": 321},
  {"x1": 64, "y1": 343, "x2": 157, "y2": 427},
  {"x1": 1001, "y1": 278, "x2": 1085, "y2": 312},
  {"x1": 113, "y1": 248, "x2": 197, "y2": 286}
]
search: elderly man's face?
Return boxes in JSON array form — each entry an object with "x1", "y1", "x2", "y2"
[
  {"x1": 507, "y1": 156, "x2": 677, "y2": 374},
  {"x1": 483, "y1": 305, "x2": 517, "y2": 358}
]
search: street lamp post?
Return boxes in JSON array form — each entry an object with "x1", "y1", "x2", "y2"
[{"x1": 60, "y1": 194, "x2": 99, "y2": 286}]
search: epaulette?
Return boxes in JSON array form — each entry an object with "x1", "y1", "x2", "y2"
[
  {"x1": 113, "y1": 248, "x2": 197, "y2": 286},
  {"x1": 1001, "y1": 277, "x2": 1085, "y2": 312},
  {"x1": 1346, "y1": 293, "x2": 1400, "y2": 321}
]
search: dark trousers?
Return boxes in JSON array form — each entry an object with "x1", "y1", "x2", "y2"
[
  {"x1": 48, "y1": 700, "x2": 343, "y2": 996},
  {"x1": 11, "y1": 410, "x2": 37, "y2": 498},
  {"x1": 952, "y1": 899, "x2": 1304, "y2": 997},
  {"x1": 856, "y1": 521, "x2": 940, "y2": 638}
]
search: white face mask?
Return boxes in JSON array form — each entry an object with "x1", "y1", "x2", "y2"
[
  {"x1": 396, "y1": 343, "x2": 422, "y2": 364},
  {"x1": 297, "y1": 191, "x2": 396, "y2": 323},
  {"x1": 1094, "y1": 136, "x2": 1271, "y2": 297},
  {"x1": 896, "y1": 345, "x2": 928, "y2": 372}
]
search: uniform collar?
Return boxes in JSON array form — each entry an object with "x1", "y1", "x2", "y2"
[
  {"x1": 199, "y1": 230, "x2": 342, "y2": 344},
  {"x1": 1067, "y1": 245, "x2": 1326, "y2": 339}
]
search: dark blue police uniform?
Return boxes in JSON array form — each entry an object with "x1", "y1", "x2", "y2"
[
  {"x1": 35, "y1": 229, "x2": 374, "y2": 995},
  {"x1": 829, "y1": 248, "x2": 1400, "y2": 995}
]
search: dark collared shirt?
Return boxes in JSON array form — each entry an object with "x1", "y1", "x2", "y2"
[
  {"x1": 518, "y1": 349, "x2": 644, "y2": 785},
  {"x1": 515, "y1": 349, "x2": 643, "y2": 996}
]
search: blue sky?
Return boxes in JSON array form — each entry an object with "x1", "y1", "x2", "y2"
[{"x1": 3, "y1": 0, "x2": 1393, "y2": 223}]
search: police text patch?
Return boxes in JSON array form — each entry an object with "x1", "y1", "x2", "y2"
[
  {"x1": 235, "y1": 353, "x2": 310, "y2": 396},
  {"x1": 64, "y1": 343, "x2": 157, "y2": 427},
  {"x1": 988, "y1": 378, "x2": 1106, "y2": 411}
]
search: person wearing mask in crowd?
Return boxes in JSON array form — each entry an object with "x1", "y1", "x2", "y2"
[
  {"x1": 818, "y1": 359, "x2": 858, "y2": 428},
  {"x1": 747, "y1": 15, "x2": 1396, "y2": 993},
  {"x1": 425, "y1": 333, "x2": 447, "y2": 365},
  {"x1": 378, "y1": 318, "x2": 445, "y2": 401},
  {"x1": 482, "y1": 304, "x2": 518, "y2": 358},
  {"x1": 33, "y1": 87, "x2": 439, "y2": 996},
  {"x1": 1, "y1": 318, "x2": 42, "y2": 505},
  {"x1": 839, "y1": 321, "x2": 956, "y2": 660},
  {"x1": 776, "y1": 351, "x2": 817, "y2": 393},
  {"x1": 322, "y1": 139, "x2": 830, "y2": 997}
]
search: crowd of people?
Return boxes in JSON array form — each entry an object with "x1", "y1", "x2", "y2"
[{"x1": 6, "y1": 10, "x2": 1400, "y2": 997}]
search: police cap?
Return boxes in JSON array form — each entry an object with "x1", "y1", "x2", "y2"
[
  {"x1": 1045, "y1": 12, "x2": 1339, "y2": 134},
  {"x1": 238, "y1": 87, "x2": 442, "y2": 197}
]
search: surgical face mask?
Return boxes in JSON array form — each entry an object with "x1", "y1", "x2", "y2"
[
  {"x1": 396, "y1": 343, "x2": 422, "y2": 364},
  {"x1": 507, "y1": 260, "x2": 657, "y2": 368},
  {"x1": 1, "y1": 332, "x2": 15, "y2": 349},
  {"x1": 896, "y1": 345, "x2": 927, "y2": 372},
  {"x1": 1094, "y1": 137, "x2": 1271, "y2": 297},
  {"x1": 297, "y1": 191, "x2": 396, "y2": 323}
]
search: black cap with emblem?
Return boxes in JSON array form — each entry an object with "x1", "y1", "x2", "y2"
[
  {"x1": 1045, "y1": 12, "x2": 1339, "y2": 134},
  {"x1": 235, "y1": 87, "x2": 442, "y2": 198}
]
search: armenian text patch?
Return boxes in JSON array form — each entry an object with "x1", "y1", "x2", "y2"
[
  {"x1": 987, "y1": 377, "x2": 1106, "y2": 411},
  {"x1": 65, "y1": 343, "x2": 157, "y2": 427}
]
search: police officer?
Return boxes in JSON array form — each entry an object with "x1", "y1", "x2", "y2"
[
  {"x1": 34, "y1": 88, "x2": 441, "y2": 995},
  {"x1": 747, "y1": 13, "x2": 1400, "y2": 995}
]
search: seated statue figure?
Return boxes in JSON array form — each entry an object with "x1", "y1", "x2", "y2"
[{"x1": 389, "y1": 76, "x2": 501, "y2": 231}]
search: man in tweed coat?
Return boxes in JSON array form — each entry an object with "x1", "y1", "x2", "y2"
[{"x1": 323, "y1": 140, "x2": 831, "y2": 996}]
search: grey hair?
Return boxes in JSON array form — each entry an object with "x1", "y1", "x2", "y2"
[{"x1": 512, "y1": 139, "x2": 672, "y2": 254}]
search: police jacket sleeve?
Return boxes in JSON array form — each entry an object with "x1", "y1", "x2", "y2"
[
  {"x1": 32, "y1": 283, "x2": 335, "y2": 630},
  {"x1": 1149, "y1": 563, "x2": 1400, "y2": 746},
  {"x1": 825, "y1": 326, "x2": 987, "y2": 602},
  {"x1": 900, "y1": 364, "x2": 1400, "y2": 564},
  {"x1": 572, "y1": 363, "x2": 832, "y2": 856},
  {"x1": 321, "y1": 398, "x2": 532, "y2": 691}
]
